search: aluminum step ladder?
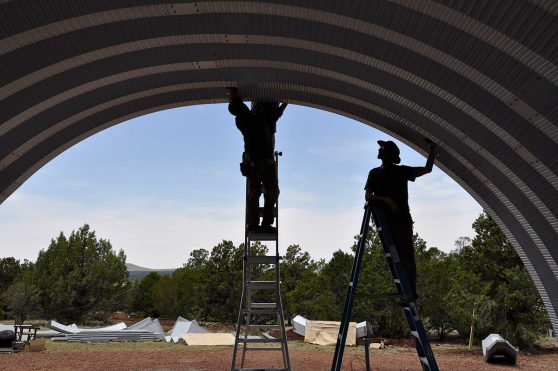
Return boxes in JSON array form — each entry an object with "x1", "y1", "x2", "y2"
[
  {"x1": 231, "y1": 152, "x2": 291, "y2": 371},
  {"x1": 331, "y1": 203, "x2": 439, "y2": 371}
]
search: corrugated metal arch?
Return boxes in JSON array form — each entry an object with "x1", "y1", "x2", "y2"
[{"x1": 1, "y1": 0, "x2": 557, "y2": 336}]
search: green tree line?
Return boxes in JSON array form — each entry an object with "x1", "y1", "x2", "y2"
[{"x1": 0, "y1": 214, "x2": 551, "y2": 348}]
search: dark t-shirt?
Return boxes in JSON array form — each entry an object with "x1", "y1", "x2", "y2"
[
  {"x1": 229, "y1": 99, "x2": 274, "y2": 160},
  {"x1": 365, "y1": 165, "x2": 416, "y2": 222}
]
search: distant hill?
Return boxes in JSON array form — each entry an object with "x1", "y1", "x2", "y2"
[{"x1": 126, "y1": 263, "x2": 176, "y2": 281}]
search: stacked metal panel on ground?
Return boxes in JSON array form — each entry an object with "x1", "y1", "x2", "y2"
[
  {"x1": 51, "y1": 330, "x2": 163, "y2": 342},
  {"x1": 49, "y1": 318, "x2": 165, "y2": 342},
  {"x1": 45, "y1": 317, "x2": 215, "y2": 342}
]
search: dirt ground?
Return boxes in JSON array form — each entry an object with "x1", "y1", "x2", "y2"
[{"x1": 1, "y1": 341, "x2": 558, "y2": 371}]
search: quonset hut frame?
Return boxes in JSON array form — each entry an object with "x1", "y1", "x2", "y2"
[{"x1": 1, "y1": 1, "x2": 557, "y2": 337}]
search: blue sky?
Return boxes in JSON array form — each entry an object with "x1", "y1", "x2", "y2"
[{"x1": 0, "y1": 104, "x2": 482, "y2": 268}]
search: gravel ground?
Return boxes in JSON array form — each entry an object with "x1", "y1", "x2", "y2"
[{"x1": 1, "y1": 341, "x2": 557, "y2": 370}]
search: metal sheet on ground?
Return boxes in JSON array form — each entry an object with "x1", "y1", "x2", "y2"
[{"x1": 167, "y1": 316, "x2": 208, "y2": 343}]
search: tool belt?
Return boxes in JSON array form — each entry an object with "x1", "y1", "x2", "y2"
[
  {"x1": 240, "y1": 161, "x2": 254, "y2": 177},
  {"x1": 240, "y1": 153, "x2": 276, "y2": 177},
  {"x1": 240, "y1": 152, "x2": 255, "y2": 177}
]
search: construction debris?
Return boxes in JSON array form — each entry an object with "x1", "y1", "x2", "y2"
[
  {"x1": 305, "y1": 320, "x2": 356, "y2": 346},
  {"x1": 482, "y1": 334, "x2": 519, "y2": 364},
  {"x1": 165, "y1": 316, "x2": 208, "y2": 343},
  {"x1": 49, "y1": 318, "x2": 164, "y2": 342},
  {"x1": 293, "y1": 315, "x2": 307, "y2": 336},
  {"x1": 51, "y1": 330, "x2": 163, "y2": 342},
  {"x1": 46, "y1": 320, "x2": 127, "y2": 334},
  {"x1": 292, "y1": 315, "x2": 361, "y2": 346},
  {"x1": 42, "y1": 317, "x2": 217, "y2": 343},
  {"x1": 181, "y1": 333, "x2": 235, "y2": 346},
  {"x1": 126, "y1": 317, "x2": 164, "y2": 338},
  {"x1": 356, "y1": 321, "x2": 373, "y2": 339},
  {"x1": 24, "y1": 339, "x2": 46, "y2": 352}
]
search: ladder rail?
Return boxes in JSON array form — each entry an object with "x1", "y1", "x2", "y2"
[
  {"x1": 276, "y1": 254, "x2": 291, "y2": 369},
  {"x1": 231, "y1": 179, "x2": 252, "y2": 371},
  {"x1": 370, "y1": 205, "x2": 439, "y2": 371},
  {"x1": 331, "y1": 203, "x2": 373, "y2": 371}
]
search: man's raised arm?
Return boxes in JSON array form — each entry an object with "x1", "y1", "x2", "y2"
[
  {"x1": 227, "y1": 87, "x2": 250, "y2": 116},
  {"x1": 413, "y1": 139, "x2": 437, "y2": 178}
]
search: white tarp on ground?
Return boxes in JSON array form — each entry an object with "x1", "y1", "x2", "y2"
[
  {"x1": 304, "y1": 320, "x2": 356, "y2": 346},
  {"x1": 293, "y1": 315, "x2": 307, "y2": 336},
  {"x1": 165, "y1": 316, "x2": 208, "y2": 343},
  {"x1": 181, "y1": 333, "x2": 235, "y2": 346}
]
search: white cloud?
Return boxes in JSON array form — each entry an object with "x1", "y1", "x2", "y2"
[
  {"x1": 88, "y1": 207, "x2": 245, "y2": 269},
  {"x1": 279, "y1": 207, "x2": 362, "y2": 260},
  {"x1": 0, "y1": 193, "x2": 360, "y2": 267},
  {"x1": 306, "y1": 138, "x2": 376, "y2": 163},
  {"x1": 409, "y1": 170, "x2": 482, "y2": 251},
  {"x1": 0, "y1": 170, "x2": 481, "y2": 268},
  {"x1": 0, "y1": 194, "x2": 90, "y2": 261}
]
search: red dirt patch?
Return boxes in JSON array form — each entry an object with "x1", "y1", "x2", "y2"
[{"x1": 2, "y1": 344, "x2": 557, "y2": 370}]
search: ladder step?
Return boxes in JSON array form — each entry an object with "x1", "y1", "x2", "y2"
[
  {"x1": 250, "y1": 302, "x2": 277, "y2": 309},
  {"x1": 240, "y1": 338, "x2": 283, "y2": 343},
  {"x1": 240, "y1": 346, "x2": 285, "y2": 351},
  {"x1": 246, "y1": 255, "x2": 280, "y2": 265},
  {"x1": 247, "y1": 281, "x2": 277, "y2": 289},
  {"x1": 243, "y1": 309, "x2": 278, "y2": 314},
  {"x1": 247, "y1": 231, "x2": 278, "y2": 241},
  {"x1": 245, "y1": 324, "x2": 280, "y2": 329}
]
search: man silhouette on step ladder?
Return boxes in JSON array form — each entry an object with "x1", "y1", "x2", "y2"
[
  {"x1": 227, "y1": 87, "x2": 287, "y2": 233},
  {"x1": 365, "y1": 139, "x2": 437, "y2": 301}
]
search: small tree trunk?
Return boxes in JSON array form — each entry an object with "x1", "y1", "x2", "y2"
[{"x1": 468, "y1": 303, "x2": 477, "y2": 350}]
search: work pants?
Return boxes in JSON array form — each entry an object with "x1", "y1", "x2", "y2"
[
  {"x1": 246, "y1": 159, "x2": 278, "y2": 229},
  {"x1": 391, "y1": 219, "x2": 417, "y2": 299}
]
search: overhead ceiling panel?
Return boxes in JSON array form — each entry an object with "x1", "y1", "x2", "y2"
[{"x1": 0, "y1": 0, "x2": 557, "y2": 336}]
